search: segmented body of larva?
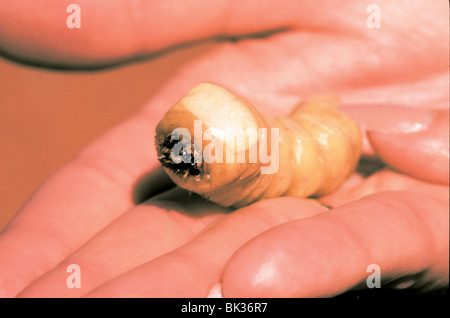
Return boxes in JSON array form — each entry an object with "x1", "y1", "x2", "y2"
[{"x1": 155, "y1": 83, "x2": 362, "y2": 207}]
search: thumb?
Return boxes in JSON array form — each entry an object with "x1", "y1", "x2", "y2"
[{"x1": 0, "y1": 0, "x2": 290, "y2": 68}]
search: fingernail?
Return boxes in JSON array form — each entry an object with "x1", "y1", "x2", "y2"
[{"x1": 206, "y1": 283, "x2": 223, "y2": 298}]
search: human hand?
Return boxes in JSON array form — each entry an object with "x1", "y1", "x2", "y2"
[{"x1": 0, "y1": 0, "x2": 447, "y2": 297}]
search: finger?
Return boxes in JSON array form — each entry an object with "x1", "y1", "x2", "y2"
[
  {"x1": 368, "y1": 109, "x2": 449, "y2": 184},
  {"x1": 16, "y1": 188, "x2": 230, "y2": 298},
  {"x1": 83, "y1": 198, "x2": 327, "y2": 297},
  {"x1": 0, "y1": 0, "x2": 304, "y2": 68},
  {"x1": 221, "y1": 191, "x2": 449, "y2": 297},
  {"x1": 1, "y1": 0, "x2": 446, "y2": 68},
  {"x1": 340, "y1": 105, "x2": 436, "y2": 156}
]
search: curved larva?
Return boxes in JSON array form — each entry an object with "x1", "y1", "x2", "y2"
[{"x1": 155, "y1": 83, "x2": 362, "y2": 207}]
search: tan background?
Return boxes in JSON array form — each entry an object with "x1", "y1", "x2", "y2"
[{"x1": 0, "y1": 44, "x2": 207, "y2": 231}]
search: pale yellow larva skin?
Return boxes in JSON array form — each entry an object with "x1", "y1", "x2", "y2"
[{"x1": 155, "y1": 83, "x2": 362, "y2": 208}]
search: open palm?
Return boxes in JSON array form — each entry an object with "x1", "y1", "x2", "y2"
[{"x1": 0, "y1": 0, "x2": 448, "y2": 297}]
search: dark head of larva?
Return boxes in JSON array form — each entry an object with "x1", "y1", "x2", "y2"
[{"x1": 158, "y1": 134, "x2": 201, "y2": 176}]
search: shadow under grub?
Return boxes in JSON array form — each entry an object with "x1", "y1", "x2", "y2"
[
  {"x1": 147, "y1": 187, "x2": 233, "y2": 218},
  {"x1": 355, "y1": 155, "x2": 387, "y2": 177},
  {"x1": 132, "y1": 166, "x2": 233, "y2": 217},
  {"x1": 132, "y1": 166, "x2": 177, "y2": 205}
]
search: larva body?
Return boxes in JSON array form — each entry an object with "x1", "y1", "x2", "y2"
[{"x1": 155, "y1": 83, "x2": 362, "y2": 207}]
